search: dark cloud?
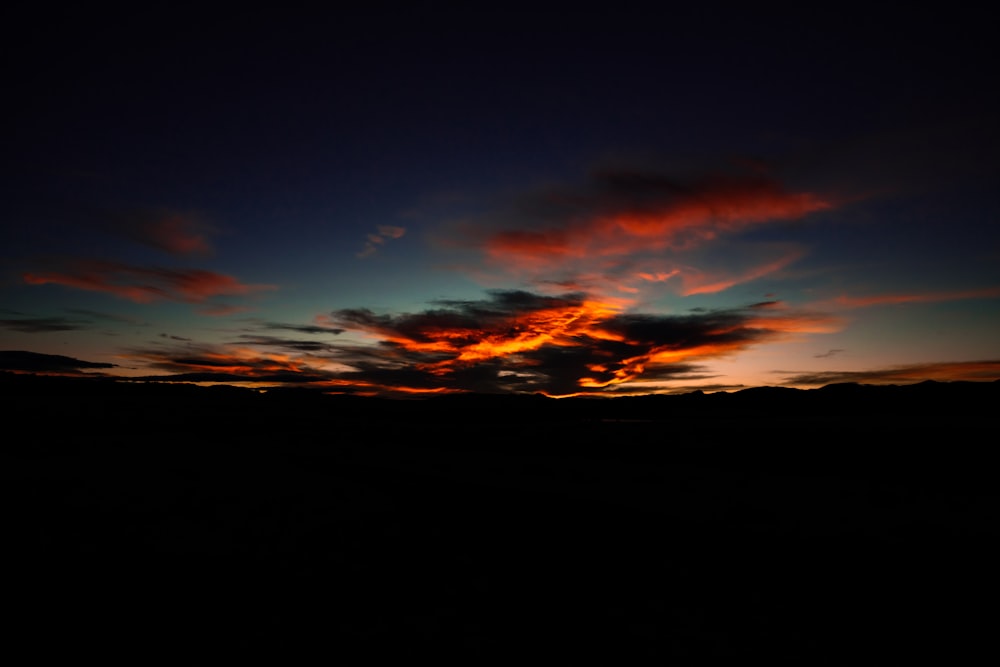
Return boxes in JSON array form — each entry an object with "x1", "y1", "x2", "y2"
[
  {"x1": 102, "y1": 208, "x2": 217, "y2": 257},
  {"x1": 69, "y1": 309, "x2": 146, "y2": 325},
  {"x1": 779, "y1": 360, "x2": 1000, "y2": 386},
  {"x1": 260, "y1": 322, "x2": 345, "y2": 335},
  {"x1": 325, "y1": 289, "x2": 804, "y2": 396},
  {"x1": 236, "y1": 334, "x2": 335, "y2": 352},
  {"x1": 0, "y1": 315, "x2": 90, "y2": 332},
  {"x1": 122, "y1": 288, "x2": 771, "y2": 396},
  {"x1": 125, "y1": 343, "x2": 334, "y2": 385},
  {"x1": 0, "y1": 350, "x2": 116, "y2": 372},
  {"x1": 128, "y1": 371, "x2": 324, "y2": 385}
]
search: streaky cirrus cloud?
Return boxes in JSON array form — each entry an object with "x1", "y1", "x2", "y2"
[
  {"x1": 257, "y1": 320, "x2": 346, "y2": 335},
  {"x1": 68, "y1": 308, "x2": 147, "y2": 326},
  {"x1": 779, "y1": 360, "x2": 1000, "y2": 386},
  {"x1": 22, "y1": 259, "x2": 275, "y2": 312},
  {"x1": 235, "y1": 334, "x2": 339, "y2": 353},
  {"x1": 831, "y1": 286, "x2": 1000, "y2": 308},
  {"x1": 446, "y1": 167, "x2": 835, "y2": 299},
  {"x1": 672, "y1": 245, "x2": 809, "y2": 296},
  {"x1": 123, "y1": 343, "x2": 333, "y2": 384},
  {"x1": 0, "y1": 314, "x2": 92, "y2": 333},
  {"x1": 358, "y1": 225, "x2": 406, "y2": 258}
]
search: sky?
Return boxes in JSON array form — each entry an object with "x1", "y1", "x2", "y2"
[{"x1": 2, "y1": 5, "x2": 998, "y2": 397}]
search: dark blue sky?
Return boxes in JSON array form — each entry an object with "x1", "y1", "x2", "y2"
[{"x1": 3, "y1": 5, "x2": 998, "y2": 395}]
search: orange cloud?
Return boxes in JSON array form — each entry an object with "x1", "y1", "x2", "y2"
[
  {"x1": 125, "y1": 345, "x2": 319, "y2": 379},
  {"x1": 483, "y1": 174, "x2": 830, "y2": 269},
  {"x1": 326, "y1": 290, "x2": 840, "y2": 396},
  {"x1": 110, "y1": 290, "x2": 848, "y2": 396},
  {"x1": 449, "y1": 168, "x2": 835, "y2": 300}
]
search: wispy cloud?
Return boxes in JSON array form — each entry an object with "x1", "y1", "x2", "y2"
[
  {"x1": 780, "y1": 360, "x2": 1000, "y2": 386},
  {"x1": 258, "y1": 321, "x2": 346, "y2": 335},
  {"x1": 447, "y1": 166, "x2": 833, "y2": 298},
  {"x1": 358, "y1": 225, "x2": 406, "y2": 258},
  {"x1": 674, "y1": 246, "x2": 808, "y2": 296},
  {"x1": 0, "y1": 314, "x2": 91, "y2": 333},
  {"x1": 68, "y1": 308, "x2": 147, "y2": 326},
  {"x1": 235, "y1": 334, "x2": 338, "y2": 353},
  {"x1": 105, "y1": 209, "x2": 216, "y2": 257},
  {"x1": 23, "y1": 260, "x2": 275, "y2": 312},
  {"x1": 831, "y1": 286, "x2": 1000, "y2": 308},
  {"x1": 123, "y1": 343, "x2": 334, "y2": 384}
]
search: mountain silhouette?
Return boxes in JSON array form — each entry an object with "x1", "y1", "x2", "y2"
[{"x1": 2, "y1": 370, "x2": 997, "y2": 661}]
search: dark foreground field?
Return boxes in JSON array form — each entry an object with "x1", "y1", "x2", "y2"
[{"x1": 3, "y1": 374, "x2": 998, "y2": 662}]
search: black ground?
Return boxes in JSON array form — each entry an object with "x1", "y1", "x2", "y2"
[{"x1": 3, "y1": 374, "x2": 998, "y2": 662}]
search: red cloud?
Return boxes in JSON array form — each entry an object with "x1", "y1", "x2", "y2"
[
  {"x1": 485, "y1": 177, "x2": 830, "y2": 268},
  {"x1": 327, "y1": 290, "x2": 846, "y2": 396},
  {"x1": 459, "y1": 169, "x2": 835, "y2": 300},
  {"x1": 23, "y1": 260, "x2": 274, "y2": 309}
]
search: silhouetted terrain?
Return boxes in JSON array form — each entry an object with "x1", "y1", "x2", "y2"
[{"x1": 3, "y1": 372, "x2": 998, "y2": 662}]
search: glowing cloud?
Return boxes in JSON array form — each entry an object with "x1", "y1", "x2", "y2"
[
  {"x1": 474, "y1": 169, "x2": 830, "y2": 283},
  {"x1": 322, "y1": 289, "x2": 844, "y2": 396},
  {"x1": 434, "y1": 166, "x2": 837, "y2": 305}
]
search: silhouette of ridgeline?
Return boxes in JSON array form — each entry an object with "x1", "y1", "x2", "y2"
[
  {"x1": 3, "y1": 370, "x2": 997, "y2": 425},
  {"x1": 3, "y1": 370, "x2": 998, "y2": 661}
]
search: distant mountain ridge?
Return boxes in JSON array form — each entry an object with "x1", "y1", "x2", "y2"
[{"x1": 3, "y1": 369, "x2": 997, "y2": 423}]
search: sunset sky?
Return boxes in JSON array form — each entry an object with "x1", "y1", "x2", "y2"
[{"x1": 2, "y1": 6, "x2": 998, "y2": 397}]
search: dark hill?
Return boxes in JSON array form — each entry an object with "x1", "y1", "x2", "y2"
[{"x1": 2, "y1": 371, "x2": 997, "y2": 661}]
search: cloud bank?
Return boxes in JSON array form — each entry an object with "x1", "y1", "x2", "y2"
[{"x1": 118, "y1": 289, "x2": 843, "y2": 396}]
